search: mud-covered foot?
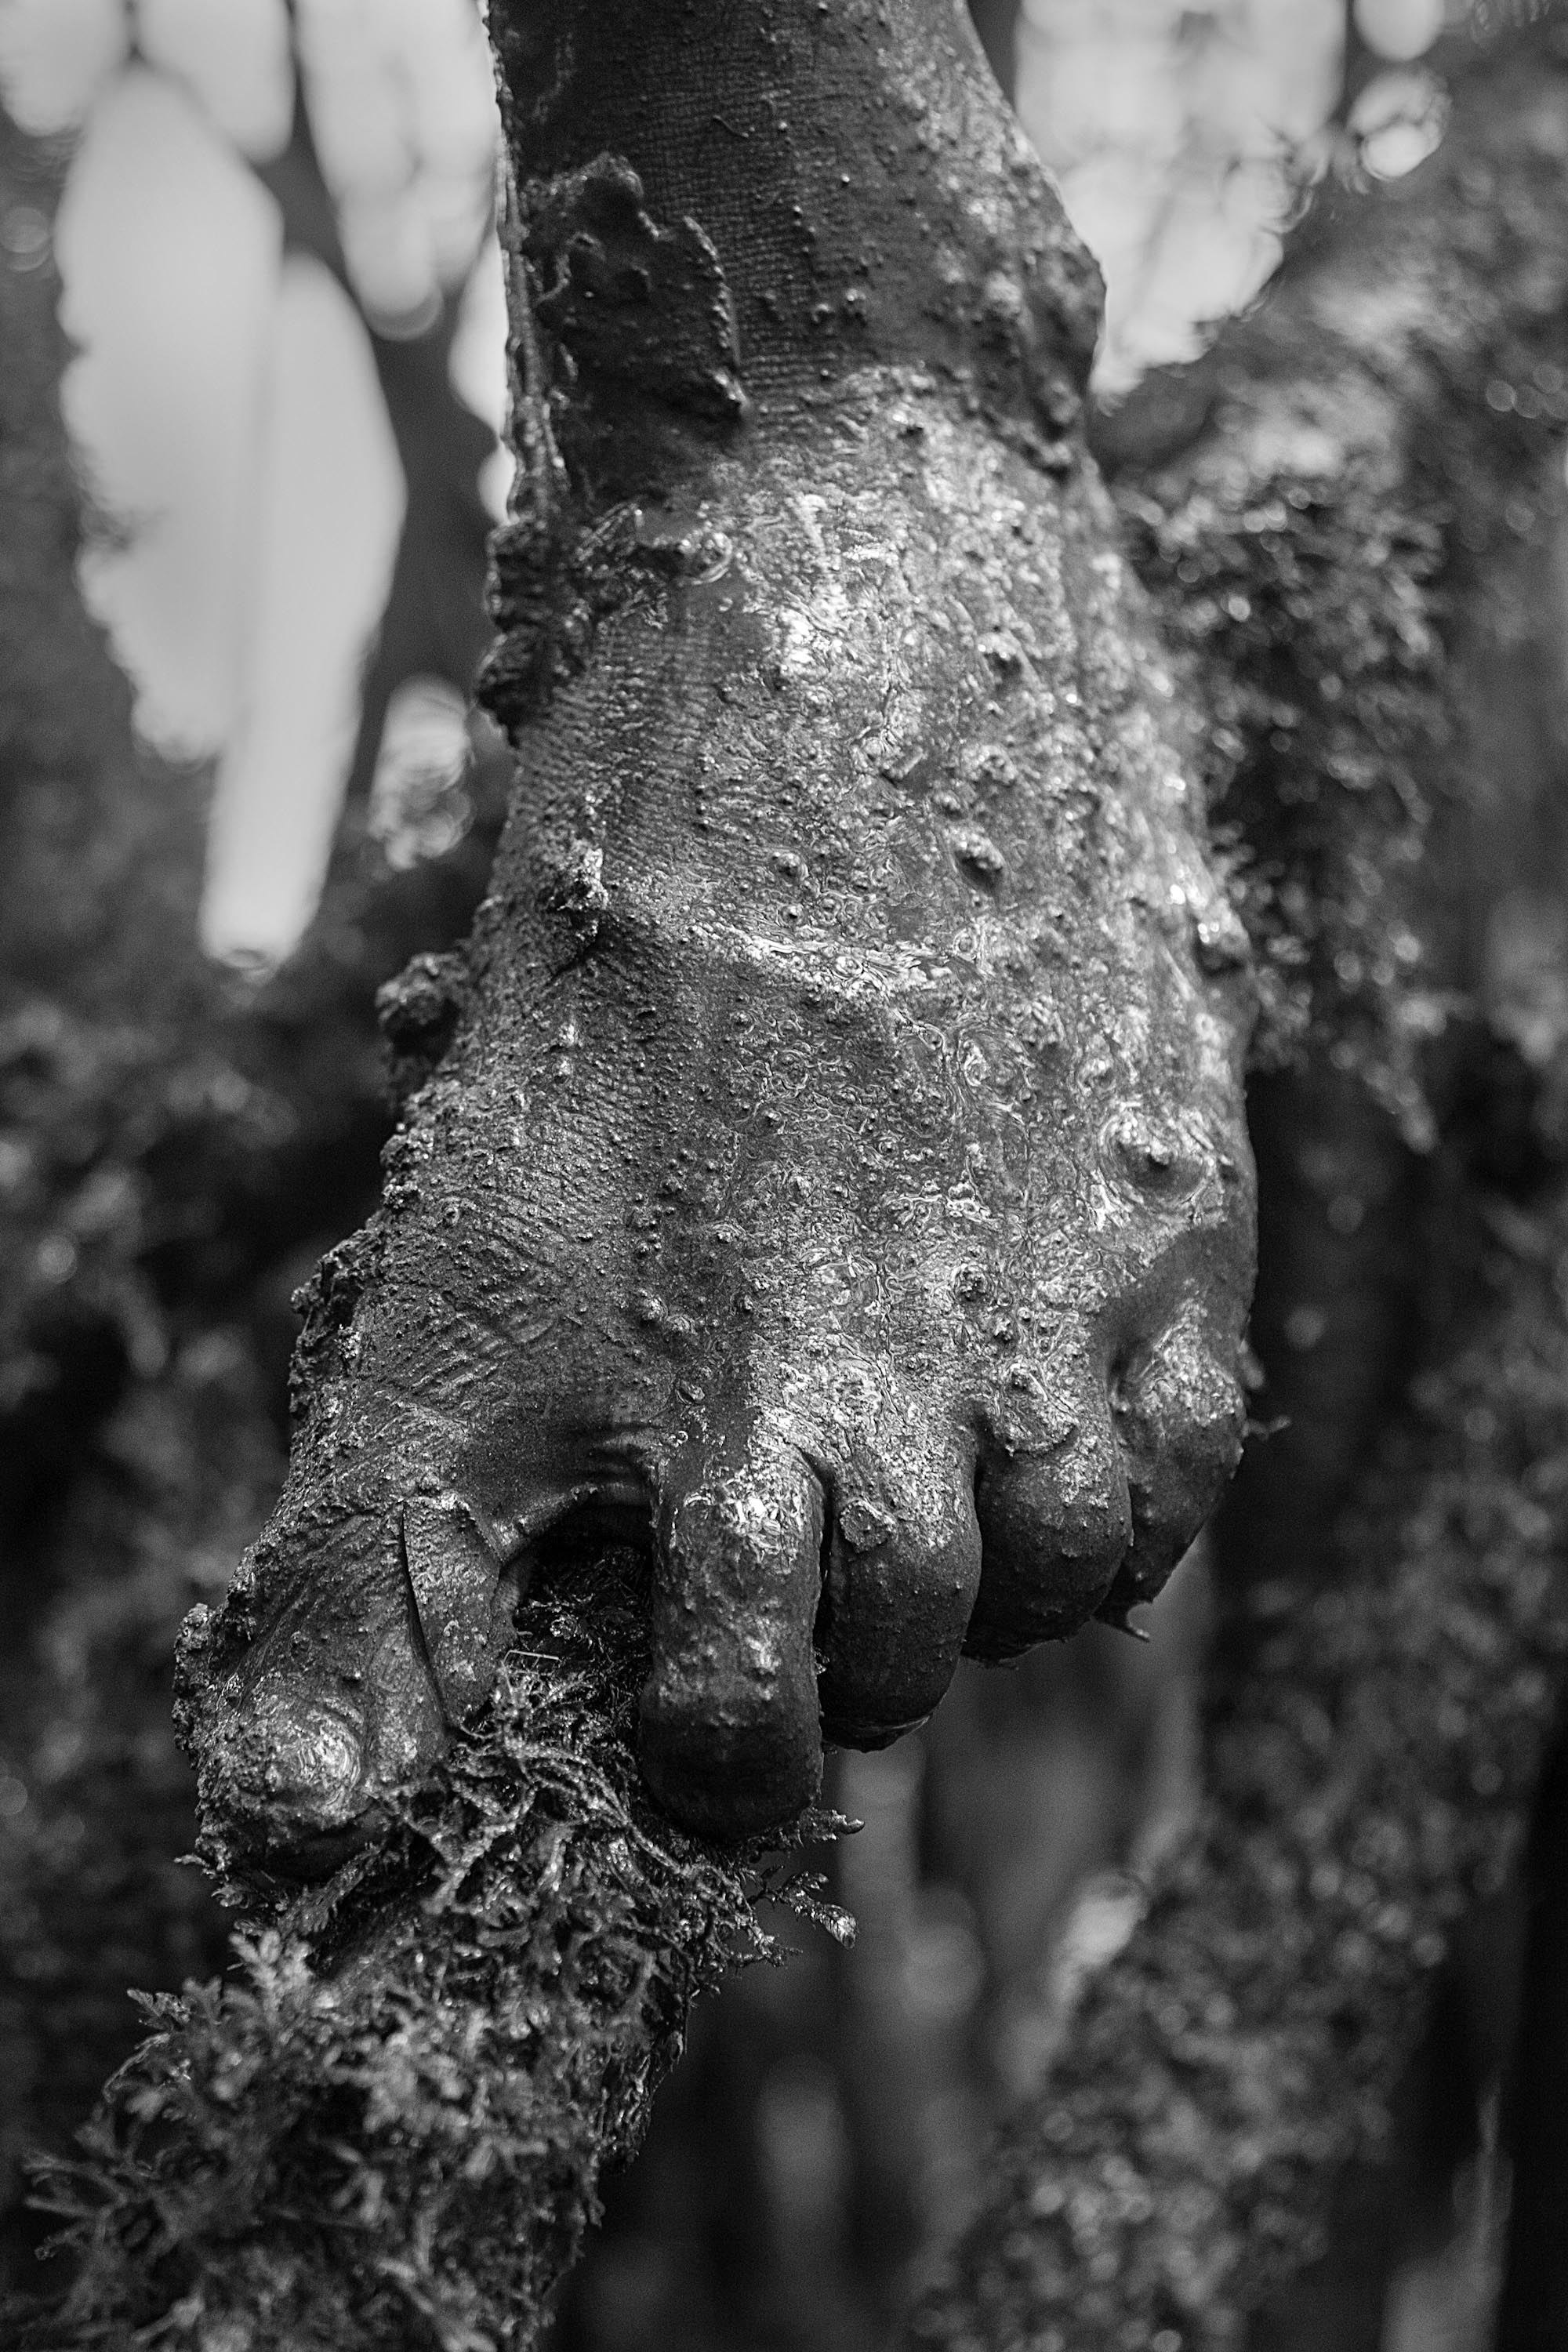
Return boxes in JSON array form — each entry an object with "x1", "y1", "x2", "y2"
[{"x1": 181, "y1": 0, "x2": 1257, "y2": 1864}]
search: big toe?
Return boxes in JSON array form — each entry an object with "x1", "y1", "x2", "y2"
[
  {"x1": 220, "y1": 1679, "x2": 372, "y2": 1850},
  {"x1": 198, "y1": 1504, "x2": 447, "y2": 1871}
]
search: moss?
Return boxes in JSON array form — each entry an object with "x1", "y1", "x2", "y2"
[
  {"x1": 1116, "y1": 467, "x2": 1443, "y2": 1141},
  {"x1": 14, "y1": 1553, "x2": 844, "y2": 2351},
  {"x1": 1103, "y1": 12, "x2": 1568, "y2": 1145}
]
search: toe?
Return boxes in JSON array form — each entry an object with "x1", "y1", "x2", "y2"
[
  {"x1": 209, "y1": 1503, "x2": 446, "y2": 1869},
  {"x1": 1101, "y1": 1307, "x2": 1246, "y2": 1618},
  {"x1": 639, "y1": 1434, "x2": 825, "y2": 1840},
  {"x1": 816, "y1": 1436, "x2": 982, "y2": 1748},
  {"x1": 967, "y1": 1355, "x2": 1131, "y2": 1658}
]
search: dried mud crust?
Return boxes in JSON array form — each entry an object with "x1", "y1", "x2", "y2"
[{"x1": 184, "y1": 0, "x2": 1256, "y2": 1865}]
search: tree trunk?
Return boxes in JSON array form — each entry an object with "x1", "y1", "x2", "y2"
[{"x1": 915, "y1": 20, "x2": 1568, "y2": 2345}]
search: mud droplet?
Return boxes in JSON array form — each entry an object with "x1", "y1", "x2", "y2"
[
  {"x1": 839, "y1": 1497, "x2": 896, "y2": 1552},
  {"x1": 965, "y1": 743, "x2": 1019, "y2": 793},
  {"x1": 1020, "y1": 1001, "x2": 1065, "y2": 1058},
  {"x1": 630, "y1": 1290, "x2": 695, "y2": 1341},
  {"x1": 951, "y1": 826, "x2": 1006, "y2": 887},
  {"x1": 1105, "y1": 1112, "x2": 1203, "y2": 1199}
]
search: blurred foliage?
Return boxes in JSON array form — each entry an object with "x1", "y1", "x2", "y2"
[
  {"x1": 0, "y1": 0, "x2": 503, "y2": 963},
  {"x1": 1017, "y1": 0, "x2": 1468, "y2": 390}
]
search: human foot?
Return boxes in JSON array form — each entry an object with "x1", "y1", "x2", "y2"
[{"x1": 182, "y1": 0, "x2": 1256, "y2": 1859}]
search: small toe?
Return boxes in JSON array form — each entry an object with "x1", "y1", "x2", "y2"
[
  {"x1": 816, "y1": 1438, "x2": 982, "y2": 1748},
  {"x1": 967, "y1": 1359, "x2": 1131, "y2": 1659},
  {"x1": 1102, "y1": 1308, "x2": 1246, "y2": 1617}
]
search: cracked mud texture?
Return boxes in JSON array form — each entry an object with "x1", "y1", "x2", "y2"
[{"x1": 187, "y1": 0, "x2": 1257, "y2": 1867}]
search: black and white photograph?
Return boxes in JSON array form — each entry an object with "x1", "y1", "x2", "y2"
[{"x1": 0, "y1": 2, "x2": 1563, "y2": 2346}]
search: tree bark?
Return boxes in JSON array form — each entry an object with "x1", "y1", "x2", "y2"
[{"x1": 20, "y1": 1552, "x2": 834, "y2": 2352}]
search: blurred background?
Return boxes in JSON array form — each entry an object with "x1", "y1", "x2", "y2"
[
  {"x1": 0, "y1": 3, "x2": 1498, "y2": 2349},
  {"x1": 0, "y1": 0, "x2": 1458, "y2": 967}
]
